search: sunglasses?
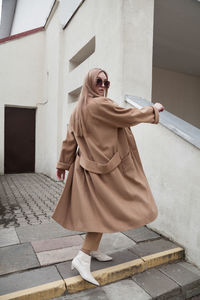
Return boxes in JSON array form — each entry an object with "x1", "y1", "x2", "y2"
[{"x1": 96, "y1": 78, "x2": 110, "y2": 88}]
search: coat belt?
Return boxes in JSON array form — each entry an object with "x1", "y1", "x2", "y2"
[{"x1": 78, "y1": 151, "x2": 122, "y2": 174}]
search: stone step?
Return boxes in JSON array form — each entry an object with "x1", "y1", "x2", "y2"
[
  {"x1": 0, "y1": 223, "x2": 199, "y2": 299},
  {"x1": 55, "y1": 260, "x2": 200, "y2": 300},
  {"x1": 65, "y1": 247, "x2": 184, "y2": 294},
  {"x1": 2, "y1": 259, "x2": 200, "y2": 300},
  {"x1": 0, "y1": 246, "x2": 185, "y2": 299},
  {"x1": 54, "y1": 260, "x2": 200, "y2": 300}
]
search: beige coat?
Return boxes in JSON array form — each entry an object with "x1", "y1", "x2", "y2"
[{"x1": 51, "y1": 97, "x2": 160, "y2": 233}]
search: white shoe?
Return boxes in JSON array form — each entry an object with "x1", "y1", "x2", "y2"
[
  {"x1": 90, "y1": 250, "x2": 113, "y2": 261},
  {"x1": 71, "y1": 250, "x2": 100, "y2": 286}
]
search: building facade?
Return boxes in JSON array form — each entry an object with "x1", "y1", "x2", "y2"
[{"x1": 0, "y1": 0, "x2": 200, "y2": 267}]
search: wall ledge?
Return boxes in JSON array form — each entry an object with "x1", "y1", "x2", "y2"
[
  {"x1": 0, "y1": 27, "x2": 44, "y2": 44},
  {"x1": 125, "y1": 95, "x2": 200, "y2": 150}
]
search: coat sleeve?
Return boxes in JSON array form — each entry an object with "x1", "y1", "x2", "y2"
[
  {"x1": 56, "y1": 123, "x2": 77, "y2": 170},
  {"x1": 88, "y1": 97, "x2": 159, "y2": 128}
]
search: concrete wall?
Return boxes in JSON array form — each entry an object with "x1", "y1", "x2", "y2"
[
  {"x1": 152, "y1": 67, "x2": 200, "y2": 129},
  {"x1": 59, "y1": 0, "x2": 83, "y2": 26},
  {"x1": 0, "y1": 31, "x2": 45, "y2": 174},
  {"x1": 122, "y1": 0, "x2": 154, "y2": 102},
  {"x1": 35, "y1": 4, "x2": 63, "y2": 180},
  {"x1": 132, "y1": 121, "x2": 200, "y2": 268}
]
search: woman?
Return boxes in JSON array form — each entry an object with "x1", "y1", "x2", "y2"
[{"x1": 52, "y1": 68, "x2": 164, "y2": 286}]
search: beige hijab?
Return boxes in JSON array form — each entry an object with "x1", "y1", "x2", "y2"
[{"x1": 72, "y1": 68, "x2": 109, "y2": 137}]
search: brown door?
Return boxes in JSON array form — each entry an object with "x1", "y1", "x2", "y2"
[{"x1": 4, "y1": 107, "x2": 36, "y2": 173}]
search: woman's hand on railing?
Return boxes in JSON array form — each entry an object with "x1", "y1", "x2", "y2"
[
  {"x1": 56, "y1": 168, "x2": 65, "y2": 181},
  {"x1": 153, "y1": 102, "x2": 165, "y2": 112}
]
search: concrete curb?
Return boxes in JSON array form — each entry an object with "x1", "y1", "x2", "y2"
[
  {"x1": 65, "y1": 247, "x2": 184, "y2": 293},
  {"x1": 0, "y1": 247, "x2": 184, "y2": 299},
  {"x1": 0, "y1": 280, "x2": 65, "y2": 300}
]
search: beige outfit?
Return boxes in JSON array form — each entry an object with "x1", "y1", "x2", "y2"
[
  {"x1": 52, "y1": 96, "x2": 159, "y2": 233},
  {"x1": 82, "y1": 232, "x2": 103, "y2": 251}
]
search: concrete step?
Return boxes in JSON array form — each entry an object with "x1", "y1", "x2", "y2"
[
  {"x1": 53, "y1": 261, "x2": 200, "y2": 300},
  {"x1": 0, "y1": 224, "x2": 199, "y2": 299},
  {"x1": 0, "y1": 245, "x2": 185, "y2": 299},
  {"x1": 1, "y1": 258, "x2": 200, "y2": 300},
  {"x1": 64, "y1": 246, "x2": 184, "y2": 294}
]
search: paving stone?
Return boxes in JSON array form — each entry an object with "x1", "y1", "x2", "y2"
[
  {"x1": 132, "y1": 268, "x2": 182, "y2": 299},
  {"x1": 28, "y1": 220, "x2": 42, "y2": 225},
  {"x1": 102, "y1": 278, "x2": 152, "y2": 300},
  {"x1": 122, "y1": 226, "x2": 160, "y2": 242},
  {"x1": 178, "y1": 262, "x2": 200, "y2": 277},
  {"x1": 159, "y1": 262, "x2": 200, "y2": 285},
  {"x1": 91, "y1": 249, "x2": 140, "y2": 272},
  {"x1": 0, "y1": 265, "x2": 62, "y2": 296},
  {"x1": 31, "y1": 235, "x2": 83, "y2": 252},
  {"x1": 128, "y1": 238, "x2": 179, "y2": 257},
  {"x1": 56, "y1": 248, "x2": 139, "y2": 279},
  {"x1": 36, "y1": 245, "x2": 82, "y2": 266},
  {"x1": 0, "y1": 173, "x2": 64, "y2": 228},
  {"x1": 162, "y1": 295, "x2": 184, "y2": 300},
  {"x1": 54, "y1": 287, "x2": 108, "y2": 300},
  {"x1": 55, "y1": 261, "x2": 74, "y2": 279},
  {"x1": 16, "y1": 222, "x2": 83, "y2": 242},
  {"x1": 185, "y1": 286, "x2": 200, "y2": 299},
  {"x1": 81, "y1": 232, "x2": 136, "y2": 255},
  {"x1": 0, "y1": 227, "x2": 20, "y2": 247},
  {"x1": 54, "y1": 279, "x2": 152, "y2": 300},
  {"x1": 0, "y1": 243, "x2": 40, "y2": 275},
  {"x1": 187, "y1": 295, "x2": 200, "y2": 300},
  {"x1": 158, "y1": 262, "x2": 200, "y2": 299}
]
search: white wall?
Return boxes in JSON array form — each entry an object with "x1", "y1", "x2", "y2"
[
  {"x1": 0, "y1": 31, "x2": 45, "y2": 173},
  {"x1": 59, "y1": 0, "x2": 83, "y2": 26},
  {"x1": 152, "y1": 67, "x2": 200, "y2": 129},
  {"x1": 0, "y1": 34, "x2": 44, "y2": 104},
  {"x1": 132, "y1": 121, "x2": 200, "y2": 268},
  {"x1": 122, "y1": 0, "x2": 154, "y2": 102},
  {"x1": 35, "y1": 4, "x2": 63, "y2": 180},
  {"x1": 11, "y1": 0, "x2": 55, "y2": 34}
]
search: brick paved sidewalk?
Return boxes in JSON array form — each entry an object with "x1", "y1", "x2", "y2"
[{"x1": 0, "y1": 173, "x2": 64, "y2": 228}]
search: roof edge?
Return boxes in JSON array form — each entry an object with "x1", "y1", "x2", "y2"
[
  {"x1": 63, "y1": 0, "x2": 86, "y2": 30},
  {"x1": 44, "y1": 0, "x2": 59, "y2": 29},
  {"x1": 0, "y1": 26, "x2": 44, "y2": 45}
]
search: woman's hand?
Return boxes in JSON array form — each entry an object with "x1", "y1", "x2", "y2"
[
  {"x1": 56, "y1": 168, "x2": 65, "y2": 181},
  {"x1": 153, "y1": 102, "x2": 165, "y2": 112}
]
